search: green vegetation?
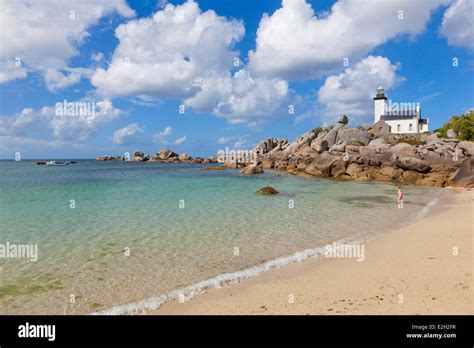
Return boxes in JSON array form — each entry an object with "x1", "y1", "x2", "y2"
[{"x1": 434, "y1": 110, "x2": 474, "y2": 141}]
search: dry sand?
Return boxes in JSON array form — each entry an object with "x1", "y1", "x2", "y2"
[{"x1": 152, "y1": 189, "x2": 473, "y2": 315}]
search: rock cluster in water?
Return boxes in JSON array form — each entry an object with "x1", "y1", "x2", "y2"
[
  {"x1": 96, "y1": 149, "x2": 216, "y2": 164},
  {"x1": 256, "y1": 186, "x2": 279, "y2": 195},
  {"x1": 250, "y1": 116, "x2": 474, "y2": 188}
]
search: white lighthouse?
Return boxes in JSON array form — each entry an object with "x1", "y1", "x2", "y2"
[
  {"x1": 373, "y1": 86, "x2": 387, "y2": 123},
  {"x1": 372, "y1": 87, "x2": 429, "y2": 134}
]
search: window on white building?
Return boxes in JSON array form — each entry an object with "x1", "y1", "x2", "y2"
[
  {"x1": 397, "y1": 124, "x2": 401, "y2": 131},
  {"x1": 419, "y1": 124, "x2": 423, "y2": 131},
  {"x1": 409, "y1": 123, "x2": 413, "y2": 131}
]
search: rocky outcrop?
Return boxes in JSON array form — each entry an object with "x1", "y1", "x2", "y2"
[
  {"x1": 338, "y1": 114, "x2": 349, "y2": 124},
  {"x1": 97, "y1": 149, "x2": 217, "y2": 164},
  {"x1": 131, "y1": 151, "x2": 147, "y2": 162},
  {"x1": 256, "y1": 186, "x2": 279, "y2": 195},
  {"x1": 336, "y1": 128, "x2": 371, "y2": 146},
  {"x1": 240, "y1": 165, "x2": 264, "y2": 175},
  {"x1": 96, "y1": 155, "x2": 118, "y2": 161},
  {"x1": 449, "y1": 158, "x2": 474, "y2": 188},
  {"x1": 178, "y1": 153, "x2": 192, "y2": 161},
  {"x1": 252, "y1": 115, "x2": 473, "y2": 188},
  {"x1": 255, "y1": 137, "x2": 289, "y2": 155}
]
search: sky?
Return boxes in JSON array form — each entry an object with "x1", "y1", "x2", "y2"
[{"x1": 0, "y1": 0, "x2": 473, "y2": 159}]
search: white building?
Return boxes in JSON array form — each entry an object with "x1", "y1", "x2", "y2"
[{"x1": 373, "y1": 87, "x2": 429, "y2": 134}]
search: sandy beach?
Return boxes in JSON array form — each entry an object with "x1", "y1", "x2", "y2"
[{"x1": 153, "y1": 189, "x2": 473, "y2": 315}]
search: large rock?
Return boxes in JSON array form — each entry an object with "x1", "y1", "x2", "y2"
[
  {"x1": 346, "y1": 163, "x2": 363, "y2": 176},
  {"x1": 379, "y1": 166, "x2": 403, "y2": 180},
  {"x1": 294, "y1": 144, "x2": 319, "y2": 158},
  {"x1": 447, "y1": 129, "x2": 457, "y2": 139},
  {"x1": 402, "y1": 170, "x2": 424, "y2": 184},
  {"x1": 389, "y1": 143, "x2": 417, "y2": 157},
  {"x1": 304, "y1": 164, "x2": 323, "y2": 177},
  {"x1": 131, "y1": 151, "x2": 146, "y2": 162},
  {"x1": 178, "y1": 153, "x2": 192, "y2": 161},
  {"x1": 458, "y1": 141, "x2": 474, "y2": 156},
  {"x1": 421, "y1": 133, "x2": 439, "y2": 144},
  {"x1": 368, "y1": 138, "x2": 386, "y2": 147},
  {"x1": 312, "y1": 152, "x2": 343, "y2": 177},
  {"x1": 395, "y1": 156, "x2": 431, "y2": 173},
  {"x1": 322, "y1": 123, "x2": 346, "y2": 148},
  {"x1": 256, "y1": 186, "x2": 279, "y2": 195},
  {"x1": 255, "y1": 137, "x2": 289, "y2": 155},
  {"x1": 449, "y1": 158, "x2": 474, "y2": 188},
  {"x1": 311, "y1": 139, "x2": 329, "y2": 153},
  {"x1": 329, "y1": 143, "x2": 346, "y2": 152},
  {"x1": 418, "y1": 173, "x2": 450, "y2": 187},
  {"x1": 96, "y1": 155, "x2": 116, "y2": 161},
  {"x1": 240, "y1": 165, "x2": 264, "y2": 175},
  {"x1": 157, "y1": 149, "x2": 178, "y2": 160},
  {"x1": 338, "y1": 115, "x2": 349, "y2": 124},
  {"x1": 282, "y1": 127, "x2": 323, "y2": 156},
  {"x1": 336, "y1": 128, "x2": 371, "y2": 146}
]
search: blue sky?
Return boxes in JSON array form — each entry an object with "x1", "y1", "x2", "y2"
[{"x1": 0, "y1": 0, "x2": 473, "y2": 159}]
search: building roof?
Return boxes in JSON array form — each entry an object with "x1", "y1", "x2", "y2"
[
  {"x1": 380, "y1": 115, "x2": 429, "y2": 123},
  {"x1": 380, "y1": 115, "x2": 418, "y2": 120}
]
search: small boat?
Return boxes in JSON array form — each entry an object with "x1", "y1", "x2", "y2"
[
  {"x1": 36, "y1": 161, "x2": 47, "y2": 166},
  {"x1": 45, "y1": 161, "x2": 70, "y2": 166}
]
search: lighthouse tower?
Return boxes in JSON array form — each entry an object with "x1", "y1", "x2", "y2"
[{"x1": 373, "y1": 86, "x2": 387, "y2": 123}]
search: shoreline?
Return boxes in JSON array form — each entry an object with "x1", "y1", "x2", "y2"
[
  {"x1": 149, "y1": 188, "x2": 472, "y2": 315},
  {"x1": 94, "y1": 184, "x2": 448, "y2": 315}
]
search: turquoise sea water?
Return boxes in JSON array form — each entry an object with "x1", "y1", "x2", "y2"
[{"x1": 0, "y1": 160, "x2": 446, "y2": 314}]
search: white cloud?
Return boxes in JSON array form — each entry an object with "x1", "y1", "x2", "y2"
[
  {"x1": 317, "y1": 55, "x2": 403, "y2": 122},
  {"x1": 92, "y1": 0, "x2": 244, "y2": 99},
  {"x1": 0, "y1": 99, "x2": 124, "y2": 141},
  {"x1": 0, "y1": 60, "x2": 28, "y2": 83},
  {"x1": 129, "y1": 95, "x2": 163, "y2": 107},
  {"x1": 248, "y1": 0, "x2": 450, "y2": 80},
  {"x1": 440, "y1": 0, "x2": 474, "y2": 49},
  {"x1": 173, "y1": 136, "x2": 187, "y2": 144},
  {"x1": 217, "y1": 135, "x2": 248, "y2": 149},
  {"x1": 112, "y1": 123, "x2": 144, "y2": 144},
  {"x1": 293, "y1": 112, "x2": 311, "y2": 125},
  {"x1": 50, "y1": 99, "x2": 124, "y2": 140},
  {"x1": 91, "y1": 52, "x2": 105, "y2": 62},
  {"x1": 217, "y1": 136, "x2": 231, "y2": 144},
  {"x1": 43, "y1": 68, "x2": 83, "y2": 91},
  {"x1": 153, "y1": 126, "x2": 186, "y2": 145},
  {"x1": 184, "y1": 69, "x2": 289, "y2": 125},
  {"x1": 0, "y1": 0, "x2": 134, "y2": 88},
  {"x1": 91, "y1": 0, "x2": 289, "y2": 125},
  {"x1": 159, "y1": 126, "x2": 173, "y2": 137}
]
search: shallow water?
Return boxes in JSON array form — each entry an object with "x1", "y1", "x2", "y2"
[{"x1": 0, "y1": 160, "x2": 447, "y2": 314}]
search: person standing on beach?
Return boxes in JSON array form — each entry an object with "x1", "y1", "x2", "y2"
[{"x1": 397, "y1": 185, "x2": 404, "y2": 209}]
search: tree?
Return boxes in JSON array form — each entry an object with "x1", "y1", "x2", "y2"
[{"x1": 434, "y1": 110, "x2": 474, "y2": 141}]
